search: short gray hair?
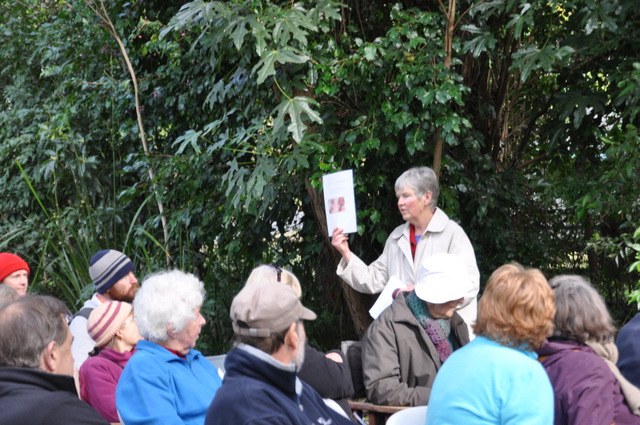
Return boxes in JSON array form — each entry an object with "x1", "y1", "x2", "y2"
[
  {"x1": 0, "y1": 284, "x2": 19, "y2": 307},
  {"x1": 134, "y1": 270, "x2": 205, "y2": 343},
  {"x1": 0, "y1": 295, "x2": 69, "y2": 368},
  {"x1": 394, "y1": 166, "x2": 439, "y2": 208},
  {"x1": 549, "y1": 275, "x2": 616, "y2": 343}
]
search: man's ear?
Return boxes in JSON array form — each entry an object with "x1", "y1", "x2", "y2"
[
  {"x1": 284, "y1": 322, "x2": 299, "y2": 350},
  {"x1": 40, "y1": 340, "x2": 57, "y2": 373}
]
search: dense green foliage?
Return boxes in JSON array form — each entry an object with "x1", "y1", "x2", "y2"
[{"x1": 1, "y1": 0, "x2": 638, "y2": 353}]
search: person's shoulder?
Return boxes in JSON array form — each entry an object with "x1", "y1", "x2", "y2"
[
  {"x1": 212, "y1": 375, "x2": 277, "y2": 410},
  {"x1": 465, "y1": 337, "x2": 534, "y2": 363},
  {"x1": 78, "y1": 353, "x2": 113, "y2": 372},
  {"x1": 123, "y1": 342, "x2": 168, "y2": 371},
  {"x1": 388, "y1": 222, "x2": 409, "y2": 240},
  {"x1": 40, "y1": 391, "x2": 110, "y2": 424},
  {"x1": 368, "y1": 297, "x2": 407, "y2": 328},
  {"x1": 549, "y1": 344, "x2": 610, "y2": 370},
  {"x1": 619, "y1": 313, "x2": 640, "y2": 335}
]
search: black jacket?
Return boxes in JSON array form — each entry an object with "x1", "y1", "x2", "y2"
[
  {"x1": 298, "y1": 343, "x2": 355, "y2": 416},
  {"x1": 0, "y1": 367, "x2": 109, "y2": 425}
]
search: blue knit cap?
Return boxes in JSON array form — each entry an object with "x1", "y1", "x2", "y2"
[{"x1": 89, "y1": 249, "x2": 134, "y2": 294}]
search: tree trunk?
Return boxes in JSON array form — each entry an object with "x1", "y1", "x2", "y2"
[
  {"x1": 433, "y1": 0, "x2": 456, "y2": 176},
  {"x1": 305, "y1": 180, "x2": 373, "y2": 337}
]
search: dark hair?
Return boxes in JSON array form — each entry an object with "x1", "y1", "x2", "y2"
[
  {"x1": 234, "y1": 326, "x2": 288, "y2": 354},
  {"x1": 0, "y1": 295, "x2": 70, "y2": 368}
]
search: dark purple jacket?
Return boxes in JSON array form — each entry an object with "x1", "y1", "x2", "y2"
[
  {"x1": 79, "y1": 347, "x2": 134, "y2": 422},
  {"x1": 538, "y1": 339, "x2": 640, "y2": 425}
]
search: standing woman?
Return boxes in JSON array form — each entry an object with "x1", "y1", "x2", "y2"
[
  {"x1": 0, "y1": 252, "x2": 30, "y2": 296},
  {"x1": 79, "y1": 301, "x2": 141, "y2": 423},
  {"x1": 331, "y1": 166, "x2": 479, "y2": 330},
  {"x1": 538, "y1": 275, "x2": 640, "y2": 425}
]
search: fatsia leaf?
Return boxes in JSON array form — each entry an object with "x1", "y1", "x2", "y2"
[
  {"x1": 160, "y1": 0, "x2": 208, "y2": 38},
  {"x1": 251, "y1": 20, "x2": 270, "y2": 56},
  {"x1": 272, "y1": 96, "x2": 323, "y2": 143},
  {"x1": 172, "y1": 130, "x2": 202, "y2": 154},
  {"x1": 252, "y1": 48, "x2": 310, "y2": 85},
  {"x1": 511, "y1": 45, "x2": 575, "y2": 82},
  {"x1": 225, "y1": 16, "x2": 250, "y2": 50},
  {"x1": 272, "y1": 12, "x2": 316, "y2": 46}
]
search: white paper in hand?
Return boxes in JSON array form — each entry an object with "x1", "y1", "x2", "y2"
[
  {"x1": 369, "y1": 276, "x2": 406, "y2": 320},
  {"x1": 322, "y1": 169, "x2": 358, "y2": 234}
]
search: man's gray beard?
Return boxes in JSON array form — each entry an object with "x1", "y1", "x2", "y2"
[{"x1": 294, "y1": 333, "x2": 306, "y2": 370}]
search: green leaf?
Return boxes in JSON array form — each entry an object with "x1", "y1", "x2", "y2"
[
  {"x1": 172, "y1": 130, "x2": 202, "y2": 154},
  {"x1": 251, "y1": 20, "x2": 270, "y2": 56},
  {"x1": 225, "y1": 16, "x2": 250, "y2": 50},
  {"x1": 253, "y1": 48, "x2": 310, "y2": 85},
  {"x1": 364, "y1": 45, "x2": 377, "y2": 60},
  {"x1": 272, "y1": 96, "x2": 323, "y2": 143}
]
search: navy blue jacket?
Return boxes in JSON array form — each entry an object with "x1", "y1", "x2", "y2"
[
  {"x1": 206, "y1": 345, "x2": 354, "y2": 425},
  {"x1": 617, "y1": 313, "x2": 640, "y2": 388}
]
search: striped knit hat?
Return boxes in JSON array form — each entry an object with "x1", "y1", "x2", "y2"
[
  {"x1": 0, "y1": 252, "x2": 30, "y2": 282},
  {"x1": 87, "y1": 301, "x2": 133, "y2": 347},
  {"x1": 89, "y1": 249, "x2": 134, "y2": 294}
]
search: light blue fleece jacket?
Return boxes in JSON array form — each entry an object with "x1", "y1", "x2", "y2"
[
  {"x1": 116, "y1": 340, "x2": 223, "y2": 425},
  {"x1": 426, "y1": 336, "x2": 553, "y2": 425}
]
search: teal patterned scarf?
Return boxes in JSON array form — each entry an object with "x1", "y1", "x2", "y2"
[{"x1": 406, "y1": 291, "x2": 453, "y2": 362}]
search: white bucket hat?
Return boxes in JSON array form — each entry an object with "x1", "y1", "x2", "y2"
[{"x1": 415, "y1": 253, "x2": 472, "y2": 304}]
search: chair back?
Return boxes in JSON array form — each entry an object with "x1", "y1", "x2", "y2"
[
  {"x1": 341, "y1": 340, "x2": 366, "y2": 398},
  {"x1": 206, "y1": 354, "x2": 227, "y2": 373},
  {"x1": 386, "y1": 405, "x2": 428, "y2": 425}
]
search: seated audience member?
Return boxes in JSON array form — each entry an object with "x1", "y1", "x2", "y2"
[
  {"x1": 538, "y1": 275, "x2": 640, "y2": 425},
  {"x1": 79, "y1": 300, "x2": 142, "y2": 422},
  {"x1": 116, "y1": 270, "x2": 223, "y2": 425},
  {"x1": 617, "y1": 310, "x2": 640, "y2": 389},
  {"x1": 0, "y1": 284, "x2": 19, "y2": 306},
  {"x1": 363, "y1": 253, "x2": 471, "y2": 406},
  {"x1": 70, "y1": 249, "x2": 140, "y2": 368},
  {"x1": 205, "y1": 280, "x2": 353, "y2": 425},
  {"x1": 426, "y1": 263, "x2": 555, "y2": 425},
  {"x1": 0, "y1": 252, "x2": 30, "y2": 296},
  {"x1": 246, "y1": 264, "x2": 354, "y2": 416},
  {"x1": 0, "y1": 295, "x2": 109, "y2": 425}
]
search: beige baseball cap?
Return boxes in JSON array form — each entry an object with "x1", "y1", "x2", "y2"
[{"x1": 230, "y1": 280, "x2": 317, "y2": 337}]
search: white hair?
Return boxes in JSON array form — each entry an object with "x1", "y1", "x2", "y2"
[
  {"x1": 395, "y1": 166, "x2": 439, "y2": 208},
  {"x1": 133, "y1": 269, "x2": 205, "y2": 343}
]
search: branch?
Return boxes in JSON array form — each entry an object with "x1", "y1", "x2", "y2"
[{"x1": 84, "y1": 0, "x2": 171, "y2": 265}]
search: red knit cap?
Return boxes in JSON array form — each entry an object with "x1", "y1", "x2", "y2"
[{"x1": 0, "y1": 253, "x2": 30, "y2": 282}]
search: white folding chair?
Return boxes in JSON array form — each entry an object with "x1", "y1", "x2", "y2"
[{"x1": 386, "y1": 405, "x2": 428, "y2": 425}]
